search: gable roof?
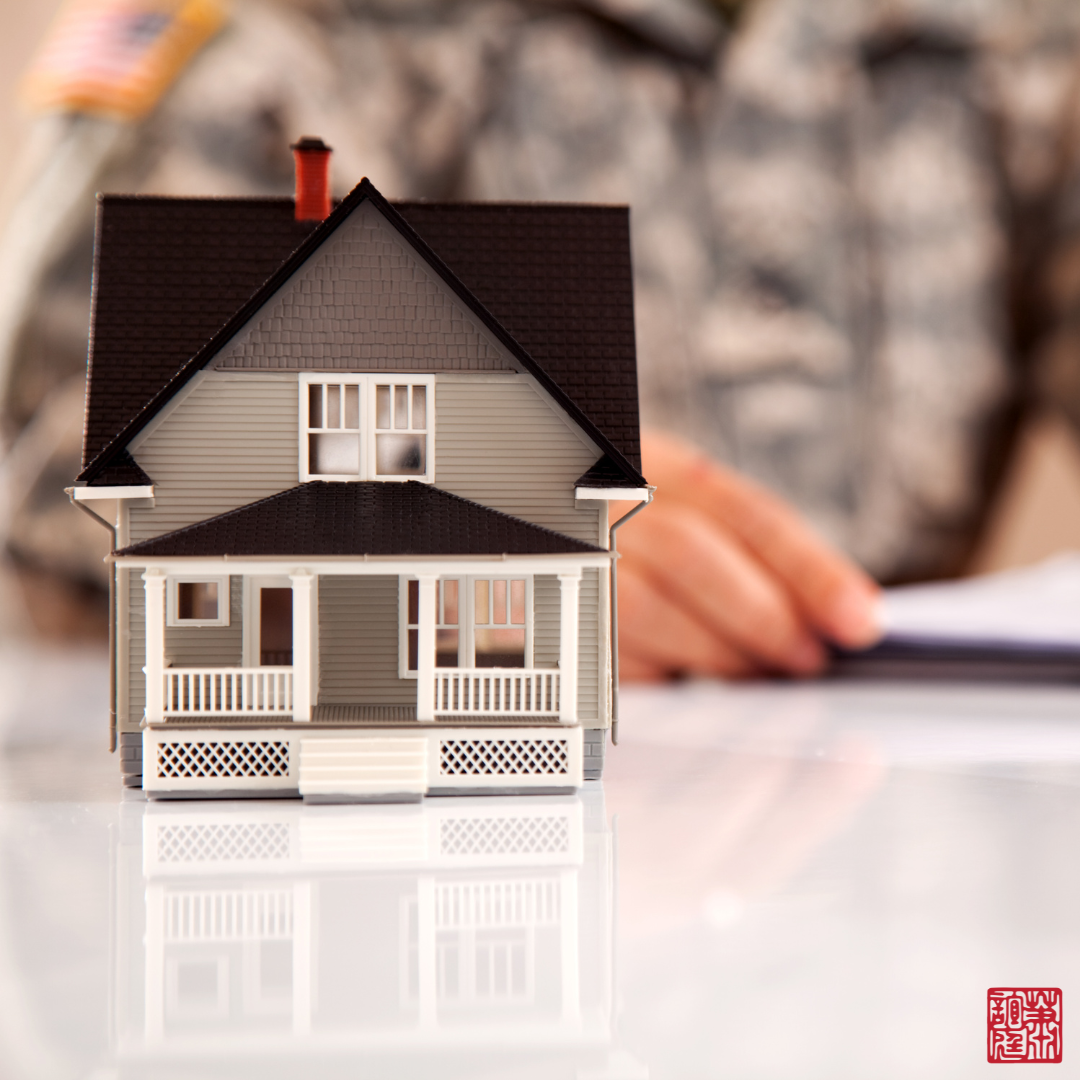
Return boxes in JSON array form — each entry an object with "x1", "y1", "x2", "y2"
[
  {"x1": 80, "y1": 180, "x2": 644, "y2": 486},
  {"x1": 114, "y1": 481, "x2": 605, "y2": 558}
]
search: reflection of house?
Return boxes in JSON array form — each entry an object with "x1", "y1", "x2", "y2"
[
  {"x1": 113, "y1": 794, "x2": 640, "y2": 1076},
  {"x1": 72, "y1": 139, "x2": 648, "y2": 800}
]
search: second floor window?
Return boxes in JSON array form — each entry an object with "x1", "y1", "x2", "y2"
[{"x1": 299, "y1": 374, "x2": 434, "y2": 482}]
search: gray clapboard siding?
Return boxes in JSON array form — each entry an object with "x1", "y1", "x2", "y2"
[
  {"x1": 578, "y1": 568, "x2": 600, "y2": 721},
  {"x1": 127, "y1": 371, "x2": 604, "y2": 546},
  {"x1": 318, "y1": 576, "x2": 416, "y2": 705},
  {"x1": 127, "y1": 568, "x2": 145, "y2": 730},
  {"x1": 435, "y1": 378, "x2": 601, "y2": 543},
  {"x1": 128, "y1": 374, "x2": 298, "y2": 542},
  {"x1": 533, "y1": 575, "x2": 560, "y2": 668},
  {"x1": 164, "y1": 577, "x2": 243, "y2": 667}
]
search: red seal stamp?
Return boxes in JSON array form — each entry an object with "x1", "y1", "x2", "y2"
[{"x1": 988, "y1": 988, "x2": 1062, "y2": 1063}]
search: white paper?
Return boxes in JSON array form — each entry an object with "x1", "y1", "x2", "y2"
[{"x1": 881, "y1": 552, "x2": 1080, "y2": 650}]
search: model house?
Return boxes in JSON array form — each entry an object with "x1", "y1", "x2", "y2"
[{"x1": 71, "y1": 139, "x2": 648, "y2": 801}]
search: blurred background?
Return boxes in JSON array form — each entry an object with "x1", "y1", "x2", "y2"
[{"x1": 4, "y1": 0, "x2": 1080, "y2": 650}]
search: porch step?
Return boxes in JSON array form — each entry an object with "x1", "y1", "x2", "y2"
[{"x1": 298, "y1": 737, "x2": 429, "y2": 803}]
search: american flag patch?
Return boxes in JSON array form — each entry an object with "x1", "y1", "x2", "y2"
[{"x1": 21, "y1": 0, "x2": 225, "y2": 120}]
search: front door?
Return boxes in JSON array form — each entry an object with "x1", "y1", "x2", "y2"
[
  {"x1": 245, "y1": 577, "x2": 294, "y2": 667},
  {"x1": 259, "y1": 588, "x2": 293, "y2": 666}
]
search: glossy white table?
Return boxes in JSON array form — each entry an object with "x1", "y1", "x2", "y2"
[{"x1": 1, "y1": 646, "x2": 1078, "y2": 1078}]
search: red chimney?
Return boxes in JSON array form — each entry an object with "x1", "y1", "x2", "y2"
[{"x1": 291, "y1": 136, "x2": 332, "y2": 221}]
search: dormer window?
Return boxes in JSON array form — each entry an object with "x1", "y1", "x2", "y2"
[{"x1": 299, "y1": 373, "x2": 434, "y2": 482}]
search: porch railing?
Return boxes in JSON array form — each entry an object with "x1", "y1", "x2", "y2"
[
  {"x1": 433, "y1": 669, "x2": 560, "y2": 716},
  {"x1": 163, "y1": 668, "x2": 294, "y2": 717}
]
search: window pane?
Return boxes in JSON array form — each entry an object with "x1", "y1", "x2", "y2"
[
  {"x1": 376, "y1": 385, "x2": 391, "y2": 429},
  {"x1": 260, "y1": 588, "x2": 293, "y2": 666},
  {"x1": 474, "y1": 628, "x2": 525, "y2": 668},
  {"x1": 344, "y1": 383, "x2": 360, "y2": 429},
  {"x1": 308, "y1": 383, "x2": 322, "y2": 428},
  {"x1": 326, "y1": 384, "x2": 341, "y2": 428},
  {"x1": 408, "y1": 628, "x2": 418, "y2": 671},
  {"x1": 395, "y1": 385, "x2": 409, "y2": 428},
  {"x1": 442, "y1": 579, "x2": 459, "y2": 625},
  {"x1": 407, "y1": 579, "x2": 419, "y2": 624},
  {"x1": 436, "y1": 628, "x2": 459, "y2": 667},
  {"x1": 474, "y1": 580, "x2": 489, "y2": 625},
  {"x1": 510, "y1": 579, "x2": 526, "y2": 624},
  {"x1": 492, "y1": 580, "x2": 507, "y2": 624},
  {"x1": 376, "y1": 433, "x2": 425, "y2": 475},
  {"x1": 310, "y1": 432, "x2": 359, "y2": 475},
  {"x1": 177, "y1": 581, "x2": 218, "y2": 621},
  {"x1": 412, "y1": 385, "x2": 426, "y2": 429}
]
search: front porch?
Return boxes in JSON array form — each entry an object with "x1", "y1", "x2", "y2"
[{"x1": 134, "y1": 558, "x2": 601, "y2": 727}]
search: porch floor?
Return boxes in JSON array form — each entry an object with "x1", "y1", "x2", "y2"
[{"x1": 146, "y1": 705, "x2": 569, "y2": 728}]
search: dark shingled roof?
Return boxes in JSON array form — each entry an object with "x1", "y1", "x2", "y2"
[
  {"x1": 114, "y1": 481, "x2": 606, "y2": 558},
  {"x1": 82, "y1": 184, "x2": 642, "y2": 481},
  {"x1": 84, "y1": 197, "x2": 317, "y2": 465},
  {"x1": 87, "y1": 449, "x2": 153, "y2": 487},
  {"x1": 575, "y1": 455, "x2": 644, "y2": 488},
  {"x1": 394, "y1": 201, "x2": 640, "y2": 471}
]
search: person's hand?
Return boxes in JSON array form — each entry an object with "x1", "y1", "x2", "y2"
[{"x1": 615, "y1": 429, "x2": 882, "y2": 680}]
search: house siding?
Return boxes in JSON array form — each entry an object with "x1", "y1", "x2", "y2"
[
  {"x1": 533, "y1": 575, "x2": 559, "y2": 668},
  {"x1": 318, "y1": 576, "x2": 416, "y2": 706},
  {"x1": 434, "y1": 377, "x2": 601, "y2": 543},
  {"x1": 164, "y1": 577, "x2": 243, "y2": 667},
  {"x1": 127, "y1": 372, "x2": 603, "y2": 545},
  {"x1": 129, "y1": 374, "x2": 298, "y2": 543}
]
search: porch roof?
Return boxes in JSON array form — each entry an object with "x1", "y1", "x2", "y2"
[{"x1": 115, "y1": 481, "x2": 605, "y2": 558}]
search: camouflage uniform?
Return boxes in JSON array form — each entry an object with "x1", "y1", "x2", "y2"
[{"x1": 5, "y1": 0, "x2": 1080, "y2": 600}]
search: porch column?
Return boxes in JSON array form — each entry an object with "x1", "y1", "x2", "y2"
[
  {"x1": 143, "y1": 569, "x2": 166, "y2": 723},
  {"x1": 416, "y1": 574, "x2": 439, "y2": 722},
  {"x1": 558, "y1": 571, "x2": 581, "y2": 724},
  {"x1": 290, "y1": 572, "x2": 315, "y2": 722}
]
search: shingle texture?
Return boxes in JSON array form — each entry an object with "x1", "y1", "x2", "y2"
[
  {"x1": 85, "y1": 196, "x2": 317, "y2": 464},
  {"x1": 114, "y1": 481, "x2": 605, "y2": 558},
  {"x1": 215, "y1": 203, "x2": 512, "y2": 372},
  {"x1": 575, "y1": 455, "x2": 642, "y2": 488},
  {"x1": 86, "y1": 449, "x2": 153, "y2": 487},
  {"x1": 83, "y1": 190, "x2": 641, "y2": 472},
  {"x1": 396, "y1": 201, "x2": 641, "y2": 470}
]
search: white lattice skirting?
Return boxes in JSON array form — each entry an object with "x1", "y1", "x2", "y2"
[{"x1": 142, "y1": 726, "x2": 584, "y2": 797}]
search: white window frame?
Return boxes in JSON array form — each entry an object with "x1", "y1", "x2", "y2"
[
  {"x1": 166, "y1": 576, "x2": 230, "y2": 628},
  {"x1": 298, "y1": 373, "x2": 435, "y2": 483},
  {"x1": 399, "y1": 575, "x2": 533, "y2": 677}
]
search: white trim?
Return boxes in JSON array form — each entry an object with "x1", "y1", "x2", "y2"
[
  {"x1": 117, "y1": 555, "x2": 612, "y2": 576},
  {"x1": 401, "y1": 574, "x2": 535, "y2": 678},
  {"x1": 290, "y1": 572, "x2": 315, "y2": 723},
  {"x1": 574, "y1": 487, "x2": 650, "y2": 502},
  {"x1": 143, "y1": 570, "x2": 167, "y2": 724},
  {"x1": 557, "y1": 572, "x2": 581, "y2": 725},
  {"x1": 298, "y1": 373, "x2": 436, "y2": 483},
  {"x1": 72, "y1": 485, "x2": 154, "y2": 501},
  {"x1": 242, "y1": 576, "x2": 294, "y2": 667},
  {"x1": 415, "y1": 575, "x2": 438, "y2": 722},
  {"x1": 166, "y1": 575, "x2": 230, "y2": 628}
]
